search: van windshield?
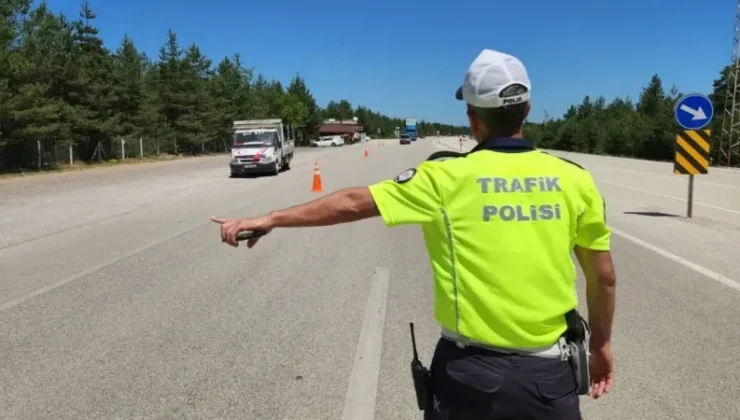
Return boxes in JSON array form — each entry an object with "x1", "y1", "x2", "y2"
[{"x1": 234, "y1": 132, "x2": 277, "y2": 148}]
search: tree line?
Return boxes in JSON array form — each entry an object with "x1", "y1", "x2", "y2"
[
  {"x1": 525, "y1": 69, "x2": 736, "y2": 166},
  {"x1": 7, "y1": 1, "x2": 732, "y2": 173},
  {"x1": 0, "y1": 1, "x2": 468, "y2": 171}
]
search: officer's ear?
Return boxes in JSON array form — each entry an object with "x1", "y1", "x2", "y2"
[
  {"x1": 466, "y1": 106, "x2": 482, "y2": 140},
  {"x1": 524, "y1": 101, "x2": 532, "y2": 121}
]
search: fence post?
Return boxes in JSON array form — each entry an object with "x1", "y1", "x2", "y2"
[
  {"x1": 121, "y1": 139, "x2": 126, "y2": 160},
  {"x1": 69, "y1": 143, "x2": 73, "y2": 165},
  {"x1": 139, "y1": 137, "x2": 143, "y2": 159},
  {"x1": 37, "y1": 140, "x2": 41, "y2": 169}
]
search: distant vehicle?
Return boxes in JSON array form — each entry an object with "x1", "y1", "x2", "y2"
[
  {"x1": 313, "y1": 135, "x2": 344, "y2": 147},
  {"x1": 404, "y1": 118, "x2": 418, "y2": 141},
  {"x1": 400, "y1": 133, "x2": 412, "y2": 145},
  {"x1": 230, "y1": 119, "x2": 295, "y2": 177},
  {"x1": 349, "y1": 131, "x2": 361, "y2": 144}
]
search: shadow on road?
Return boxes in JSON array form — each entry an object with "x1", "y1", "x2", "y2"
[
  {"x1": 623, "y1": 211, "x2": 680, "y2": 218},
  {"x1": 230, "y1": 173, "x2": 266, "y2": 179}
]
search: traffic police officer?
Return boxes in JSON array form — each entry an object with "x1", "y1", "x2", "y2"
[{"x1": 212, "y1": 49, "x2": 617, "y2": 420}]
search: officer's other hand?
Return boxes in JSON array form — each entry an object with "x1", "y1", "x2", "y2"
[
  {"x1": 588, "y1": 343, "x2": 614, "y2": 399},
  {"x1": 210, "y1": 216, "x2": 272, "y2": 248}
]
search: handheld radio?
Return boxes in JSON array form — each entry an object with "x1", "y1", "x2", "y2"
[{"x1": 409, "y1": 323, "x2": 431, "y2": 410}]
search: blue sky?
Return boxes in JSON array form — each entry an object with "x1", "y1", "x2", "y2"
[{"x1": 43, "y1": 0, "x2": 735, "y2": 126}]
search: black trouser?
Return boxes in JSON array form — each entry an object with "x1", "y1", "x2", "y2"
[{"x1": 424, "y1": 338, "x2": 582, "y2": 420}]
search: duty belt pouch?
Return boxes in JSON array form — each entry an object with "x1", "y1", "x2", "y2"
[
  {"x1": 567, "y1": 340, "x2": 590, "y2": 395},
  {"x1": 564, "y1": 310, "x2": 591, "y2": 396}
]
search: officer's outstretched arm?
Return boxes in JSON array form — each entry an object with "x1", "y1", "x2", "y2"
[
  {"x1": 259, "y1": 163, "x2": 442, "y2": 229},
  {"x1": 269, "y1": 187, "x2": 380, "y2": 228}
]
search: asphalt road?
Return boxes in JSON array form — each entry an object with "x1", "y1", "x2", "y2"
[{"x1": 1, "y1": 137, "x2": 739, "y2": 419}]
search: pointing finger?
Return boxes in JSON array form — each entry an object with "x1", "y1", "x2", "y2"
[{"x1": 211, "y1": 217, "x2": 227, "y2": 224}]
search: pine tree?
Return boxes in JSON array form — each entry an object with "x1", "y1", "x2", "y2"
[
  {"x1": 69, "y1": 1, "x2": 114, "y2": 155},
  {"x1": 111, "y1": 34, "x2": 148, "y2": 139}
]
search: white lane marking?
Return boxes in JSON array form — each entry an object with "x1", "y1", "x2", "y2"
[
  {"x1": 341, "y1": 266, "x2": 390, "y2": 420},
  {"x1": 599, "y1": 180, "x2": 740, "y2": 215},
  {"x1": 593, "y1": 166, "x2": 740, "y2": 190},
  {"x1": 0, "y1": 171, "x2": 313, "y2": 312},
  {"x1": 543, "y1": 149, "x2": 740, "y2": 176},
  {"x1": 436, "y1": 140, "x2": 469, "y2": 153},
  {"x1": 0, "y1": 222, "x2": 207, "y2": 312},
  {"x1": 611, "y1": 227, "x2": 740, "y2": 293}
]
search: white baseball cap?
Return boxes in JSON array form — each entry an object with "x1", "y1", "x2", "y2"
[{"x1": 455, "y1": 49, "x2": 531, "y2": 108}]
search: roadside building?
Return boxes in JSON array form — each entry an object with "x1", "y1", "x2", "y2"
[{"x1": 318, "y1": 119, "x2": 364, "y2": 144}]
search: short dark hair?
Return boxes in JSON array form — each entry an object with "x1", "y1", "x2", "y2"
[{"x1": 467, "y1": 84, "x2": 529, "y2": 137}]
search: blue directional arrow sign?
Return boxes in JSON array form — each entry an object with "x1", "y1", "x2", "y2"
[{"x1": 674, "y1": 93, "x2": 714, "y2": 130}]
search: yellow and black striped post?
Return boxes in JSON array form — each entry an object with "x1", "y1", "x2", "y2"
[
  {"x1": 673, "y1": 130, "x2": 711, "y2": 218},
  {"x1": 674, "y1": 130, "x2": 711, "y2": 175}
]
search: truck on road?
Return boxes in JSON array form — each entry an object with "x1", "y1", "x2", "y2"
[
  {"x1": 230, "y1": 119, "x2": 295, "y2": 177},
  {"x1": 404, "y1": 118, "x2": 418, "y2": 141}
]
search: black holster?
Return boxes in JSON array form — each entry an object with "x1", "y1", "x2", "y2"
[{"x1": 563, "y1": 309, "x2": 590, "y2": 395}]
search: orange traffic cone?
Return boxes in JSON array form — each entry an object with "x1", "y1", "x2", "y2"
[
  {"x1": 311, "y1": 162, "x2": 323, "y2": 192},
  {"x1": 364, "y1": 148, "x2": 369, "y2": 158}
]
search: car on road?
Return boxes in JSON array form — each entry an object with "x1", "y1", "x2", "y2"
[
  {"x1": 313, "y1": 135, "x2": 344, "y2": 147},
  {"x1": 400, "y1": 134, "x2": 411, "y2": 145}
]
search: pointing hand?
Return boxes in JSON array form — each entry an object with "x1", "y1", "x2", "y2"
[{"x1": 210, "y1": 216, "x2": 272, "y2": 248}]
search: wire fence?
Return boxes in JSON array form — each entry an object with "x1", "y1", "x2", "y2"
[
  {"x1": 0, "y1": 129, "x2": 323, "y2": 173},
  {"x1": 0, "y1": 137, "x2": 233, "y2": 172}
]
